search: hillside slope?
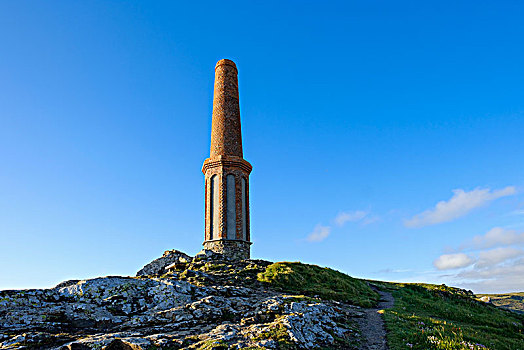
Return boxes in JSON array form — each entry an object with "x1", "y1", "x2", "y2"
[
  {"x1": 378, "y1": 282, "x2": 524, "y2": 350},
  {"x1": 478, "y1": 292, "x2": 524, "y2": 315}
]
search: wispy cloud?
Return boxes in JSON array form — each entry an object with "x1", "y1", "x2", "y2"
[
  {"x1": 307, "y1": 209, "x2": 377, "y2": 243},
  {"x1": 434, "y1": 247, "x2": 524, "y2": 271},
  {"x1": 434, "y1": 226, "x2": 524, "y2": 292},
  {"x1": 462, "y1": 227, "x2": 524, "y2": 250},
  {"x1": 433, "y1": 253, "x2": 475, "y2": 270},
  {"x1": 458, "y1": 257, "x2": 524, "y2": 280},
  {"x1": 405, "y1": 186, "x2": 516, "y2": 228},
  {"x1": 455, "y1": 257, "x2": 524, "y2": 293},
  {"x1": 306, "y1": 224, "x2": 331, "y2": 242},
  {"x1": 475, "y1": 247, "x2": 524, "y2": 268},
  {"x1": 334, "y1": 210, "x2": 368, "y2": 226}
]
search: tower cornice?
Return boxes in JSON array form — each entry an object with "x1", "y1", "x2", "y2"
[
  {"x1": 202, "y1": 155, "x2": 252, "y2": 175},
  {"x1": 215, "y1": 59, "x2": 238, "y2": 72}
]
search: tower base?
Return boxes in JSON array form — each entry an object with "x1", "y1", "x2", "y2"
[{"x1": 203, "y1": 240, "x2": 251, "y2": 260}]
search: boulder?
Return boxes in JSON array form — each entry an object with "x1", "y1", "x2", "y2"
[{"x1": 136, "y1": 250, "x2": 192, "y2": 276}]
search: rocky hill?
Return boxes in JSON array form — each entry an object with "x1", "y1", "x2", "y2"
[
  {"x1": 0, "y1": 250, "x2": 378, "y2": 350},
  {"x1": 2, "y1": 250, "x2": 524, "y2": 350}
]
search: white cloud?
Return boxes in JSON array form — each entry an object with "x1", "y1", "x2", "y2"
[
  {"x1": 455, "y1": 258, "x2": 524, "y2": 293},
  {"x1": 458, "y1": 258, "x2": 524, "y2": 279},
  {"x1": 434, "y1": 227, "x2": 524, "y2": 292},
  {"x1": 433, "y1": 253, "x2": 475, "y2": 270},
  {"x1": 334, "y1": 210, "x2": 368, "y2": 226},
  {"x1": 465, "y1": 227, "x2": 524, "y2": 250},
  {"x1": 362, "y1": 215, "x2": 380, "y2": 225},
  {"x1": 475, "y1": 247, "x2": 524, "y2": 268},
  {"x1": 306, "y1": 224, "x2": 331, "y2": 242},
  {"x1": 405, "y1": 186, "x2": 516, "y2": 228}
]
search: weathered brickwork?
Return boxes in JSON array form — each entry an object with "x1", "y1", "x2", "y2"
[
  {"x1": 202, "y1": 59, "x2": 252, "y2": 259},
  {"x1": 210, "y1": 59, "x2": 243, "y2": 158}
]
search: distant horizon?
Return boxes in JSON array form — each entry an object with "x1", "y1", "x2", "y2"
[{"x1": 1, "y1": 1, "x2": 523, "y2": 294}]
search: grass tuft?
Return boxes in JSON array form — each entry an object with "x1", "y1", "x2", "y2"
[{"x1": 257, "y1": 262, "x2": 378, "y2": 307}]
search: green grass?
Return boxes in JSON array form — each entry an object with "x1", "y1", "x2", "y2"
[
  {"x1": 257, "y1": 262, "x2": 379, "y2": 307},
  {"x1": 381, "y1": 282, "x2": 524, "y2": 349}
]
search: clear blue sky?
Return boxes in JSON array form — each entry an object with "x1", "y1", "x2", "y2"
[{"x1": 1, "y1": 1, "x2": 523, "y2": 293}]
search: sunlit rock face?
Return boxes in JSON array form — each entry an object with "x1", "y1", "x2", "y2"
[
  {"x1": 0, "y1": 251, "x2": 362, "y2": 349},
  {"x1": 135, "y1": 250, "x2": 192, "y2": 276}
]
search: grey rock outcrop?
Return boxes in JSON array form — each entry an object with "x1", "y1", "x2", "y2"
[
  {"x1": 0, "y1": 251, "x2": 362, "y2": 349},
  {"x1": 136, "y1": 250, "x2": 191, "y2": 276}
]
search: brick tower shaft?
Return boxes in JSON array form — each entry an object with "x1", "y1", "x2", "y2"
[
  {"x1": 202, "y1": 59, "x2": 252, "y2": 260},
  {"x1": 210, "y1": 59, "x2": 243, "y2": 158}
]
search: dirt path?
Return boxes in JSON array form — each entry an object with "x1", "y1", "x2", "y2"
[{"x1": 355, "y1": 287, "x2": 395, "y2": 350}]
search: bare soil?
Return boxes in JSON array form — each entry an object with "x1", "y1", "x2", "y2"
[{"x1": 355, "y1": 287, "x2": 395, "y2": 350}]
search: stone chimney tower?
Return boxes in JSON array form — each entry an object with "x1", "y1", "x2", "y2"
[{"x1": 202, "y1": 59, "x2": 252, "y2": 259}]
